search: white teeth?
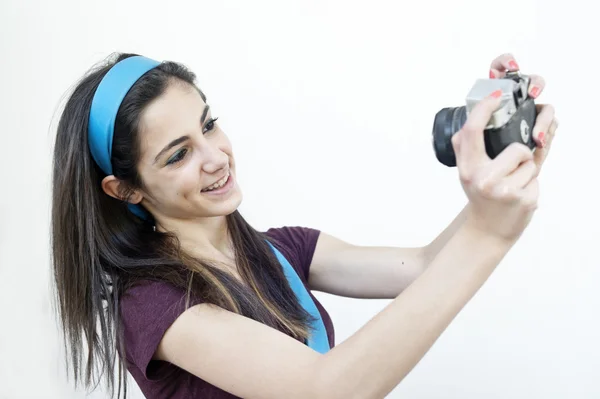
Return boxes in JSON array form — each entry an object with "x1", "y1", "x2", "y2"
[{"x1": 203, "y1": 172, "x2": 230, "y2": 192}]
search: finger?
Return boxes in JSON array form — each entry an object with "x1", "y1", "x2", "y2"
[
  {"x1": 545, "y1": 117, "x2": 559, "y2": 147},
  {"x1": 527, "y1": 74, "x2": 546, "y2": 99},
  {"x1": 518, "y1": 177, "x2": 540, "y2": 211},
  {"x1": 531, "y1": 104, "x2": 555, "y2": 147},
  {"x1": 489, "y1": 53, "x2": 520, "y2": 79},
  {"x1": 533, "y1": 117, "x2": 559, "y2": 169},
  {"x1": 452, "y1": 90, "x2": 503, "y2": 167},
  {"x1": 502, "y1": 159, "x2": 538, "y2": 189},
  {"x1": 481, "y1": 142, "x2": 534, "y2": 185},
  {"x1": 490, "y1": 160, "x2": 538, "y2": 200}
]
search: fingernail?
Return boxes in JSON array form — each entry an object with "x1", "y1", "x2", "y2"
[
  {"x1": 537, "y1": 131, "x2": 546, "y2": 147},
  {"x1": 509, "y1": 60, "x2": 519, "y2": 70},
  {"x1": 529, "y1": 86, "x2": 540, "y2": 98},
  {"x1": 490, "y1": 89, "x2": 502, "y2": 98},
  {"x1": 489, "y1": 70, "x2": 496, "y2": 79}
]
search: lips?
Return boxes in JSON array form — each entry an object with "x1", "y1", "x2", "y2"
[{"x1": 201, "y1": 171, "x2": 231, "y2": 192}]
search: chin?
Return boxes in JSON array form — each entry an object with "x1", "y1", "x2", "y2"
[
  {"x1": 201, "y1": 188, "x2": 243, "y2": 218},
  {"x1": 219, "y1": 196, "x2": 243, "y2": 217}
]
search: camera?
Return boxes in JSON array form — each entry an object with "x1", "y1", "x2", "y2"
[{"x1": 432, "y1": 71, "x2": 537, "y2": 167}]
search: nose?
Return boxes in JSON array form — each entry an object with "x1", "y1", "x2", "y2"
[{"x1": 200, "y1": 141, "x2": 228, "y2": 174}]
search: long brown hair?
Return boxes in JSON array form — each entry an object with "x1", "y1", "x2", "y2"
[{"x1": 50, "y1": 52, "x2": 316, "y2": 398}]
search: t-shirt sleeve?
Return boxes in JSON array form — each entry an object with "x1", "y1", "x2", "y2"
[
  {"x1": 120, "y1": 280, "x2": 201, "y2": 380},
  {"x1": 264, "y1": 226, "x2": 321, "y2": 281}
]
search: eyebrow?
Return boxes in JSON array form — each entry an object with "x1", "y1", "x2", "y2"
[
  {"x1": 153, "y1": 104, "x2": 210, "y2": 164},
  {"x1": 201, "y1": 104, "x2": 210, "y2": 124}
]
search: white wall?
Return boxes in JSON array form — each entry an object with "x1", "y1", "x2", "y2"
[{"x1": 1, "y1": 0, "x2": 597, "y2": 398}]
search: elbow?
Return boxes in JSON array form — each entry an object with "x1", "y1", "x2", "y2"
[
  {"x1": 308, "y1": 358, "x2": 348, "y2": 399},
  {"x1": 419, "y1": 244, "x2": 434, "y2": 268},
  {"x1": 312, "y1": 382, "x2": 356, "y2": 399},
  {"x1": 314, "y1": 383, "x2": 382, "y2": 399},
  {"x1": 310, "y1": 359, "x2": 380, "y2": 399}
]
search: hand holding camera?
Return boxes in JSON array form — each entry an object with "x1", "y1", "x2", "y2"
[{"x1": 441, "y1": 54, "x2": 558, "y2": 243}]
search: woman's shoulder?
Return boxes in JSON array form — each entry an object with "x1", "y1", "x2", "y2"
[
  {"x1": 120, "y1": 279, "x2": 188, "y2": 308},
  {"x1": 119, "y1": 280, "x2": 195, "y2": 342},
  {"x1": 119, "y1": 279, "x2": 198, "y2": 376},
  {"x1": 264, "y1": 225, "x2": 320, "y2": 244},
  {"x1": 263, "y1": 225, "x2": 321, "y2": 281}
]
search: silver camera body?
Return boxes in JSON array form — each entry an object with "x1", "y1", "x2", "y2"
[
  {"x1": 465, "y1": 71, "x2": 532, "y2": 142},
  {"x1": 432, "y1": 71, "x2": 537, "y2": 167}
]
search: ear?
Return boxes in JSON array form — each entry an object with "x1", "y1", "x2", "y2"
[{"x1": 101, "y1": 175, "x2": 144, "y2": 205}]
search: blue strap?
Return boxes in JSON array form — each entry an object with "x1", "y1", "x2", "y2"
[{"x1": 267, "y1": 241, "x2": 330, "y2": 354}]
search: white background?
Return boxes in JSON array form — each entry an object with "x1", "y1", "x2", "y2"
[{"x1": 0, "y1": 0, "x2": 598, "y2": 398}]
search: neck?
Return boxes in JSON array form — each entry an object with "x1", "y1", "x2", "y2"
[{"x1": 156, "y1": 214, "x2": 234, "y2": 262}]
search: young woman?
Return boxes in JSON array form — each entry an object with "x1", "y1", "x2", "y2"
[{"x1": 51, "y1": 52, "x2": 558, "y2": 398}]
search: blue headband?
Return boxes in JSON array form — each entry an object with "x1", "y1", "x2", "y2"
[{"x1": 88, "y1": 55, "x2": 161, "y2": 219}]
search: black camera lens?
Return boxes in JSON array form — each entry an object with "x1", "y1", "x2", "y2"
[{"x1": 432, "y1": 106, "x2": 467, "y2": 167}]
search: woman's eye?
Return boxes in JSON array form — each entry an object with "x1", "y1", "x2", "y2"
[
  {"x1": 203, "y1": 117, "x2": 219, "y2": 134},
  {"x1": 167, "y1": 148, "x2": 187, "y2": 165}
]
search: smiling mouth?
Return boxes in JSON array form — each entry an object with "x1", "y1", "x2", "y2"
[{"x1": 201, "y1": 171, "x2": 231, "y2": 192}]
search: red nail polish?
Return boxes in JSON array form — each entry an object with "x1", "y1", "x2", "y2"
[
  {"x1": 489, "y1": 70, "x2": 496, "y2": 79},
  {"x1": 530, "y1": 86, "x2": 540, "y2": 98},
  {"x1": 490, "y1": 89, "x2": 502, "y2": 98},
  {"x1": 509, "y1": 60, "x2": 519, "y2": 70},
  {"x1": 537, "y1": 131, "x2": 545, "y2": 147}
]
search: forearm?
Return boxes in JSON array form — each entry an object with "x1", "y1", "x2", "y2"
[
  {"x1": 315, "y1": 222, "x2": 512, "y2": 399},
  {"x1": 422, "y1": 203, "x2": 470, "y2": 265}
]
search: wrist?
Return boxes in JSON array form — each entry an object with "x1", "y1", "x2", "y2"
[{"x1": 461, "y1": 216, "x2": 518, "y2": 253}]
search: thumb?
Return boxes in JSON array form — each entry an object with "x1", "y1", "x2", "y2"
[{"x1": 454, "y1": 90, "x2": 503, "y2": 167}]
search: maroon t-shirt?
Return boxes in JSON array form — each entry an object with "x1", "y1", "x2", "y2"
[{"x1": 120, "y1": 226, "x2": 335, "y2": 398}]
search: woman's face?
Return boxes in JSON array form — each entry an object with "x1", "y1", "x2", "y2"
[{"x1": 134, "y1": 81, "x2": 242, "y2": 222}]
